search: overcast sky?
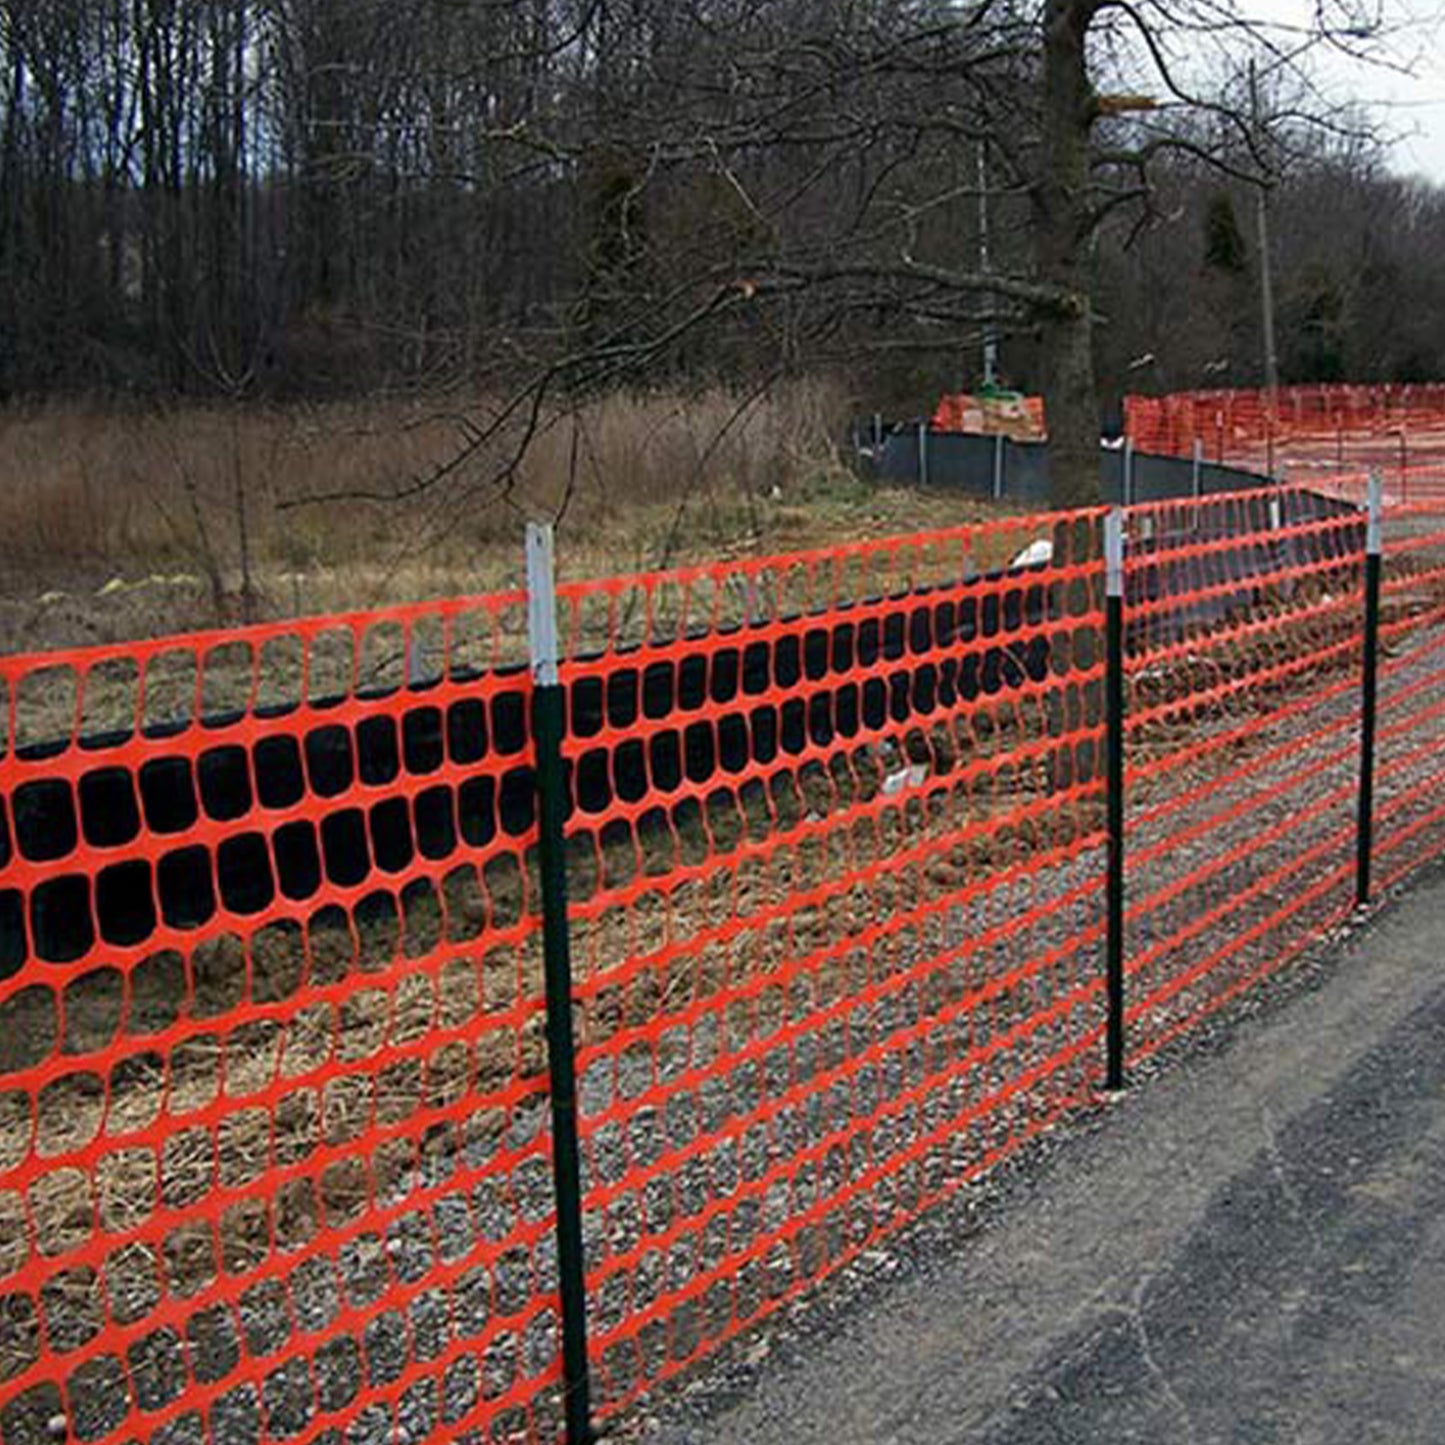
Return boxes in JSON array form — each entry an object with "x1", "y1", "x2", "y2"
[
  {"x1": 1358, "y1": 57, "x2": 1445, "y2": 182},
  {"x1": 1242, "y1": 0, "x2": 1445, "y2": 182}
]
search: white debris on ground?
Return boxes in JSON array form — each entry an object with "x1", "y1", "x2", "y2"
[{"x1": 1009, "y1": 538, "x2": 1054, "y2": 569}]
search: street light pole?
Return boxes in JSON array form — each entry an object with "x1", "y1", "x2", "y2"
[
  {"x1": 1250, "y1": 60, "x2": 1280, "y2": 400},
  {"x1": 978, "y1": 139, "x2": 999, "y2": 389}
]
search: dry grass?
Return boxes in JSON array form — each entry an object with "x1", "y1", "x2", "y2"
[{"x1": 0, "y1": 384, "x2": 1014, "y2": 656}]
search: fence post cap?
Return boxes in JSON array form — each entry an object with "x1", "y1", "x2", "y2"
[
  {"x1": 526, "y1": 522, "x2": 560, "y2": 686},
  {"x1": 1105, "y1": 507, "x2": 1126, "y2": 596}
]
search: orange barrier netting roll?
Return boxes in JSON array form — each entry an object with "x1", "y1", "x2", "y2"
[
  {"x1": 1120, "y1": 487, "x2": 1368, "y2": 1059},
  {"x1": 0, "y1": 599, "x2": 566, "y2": 1445},
  {"x1": 550, "y1": 514, "x2": 1109, "y2": 1413}
]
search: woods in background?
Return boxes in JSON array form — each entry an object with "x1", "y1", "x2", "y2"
[{"x1": 2, "y1": 0, "x2": 1437, "y2": 422}]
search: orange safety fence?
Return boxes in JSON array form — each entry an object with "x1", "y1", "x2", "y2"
[
  {"x1": 1124, "y1": 383, "x2": 1445, "y2": 471},
  {"x1": 932, "y1": 394, "x2": 1046, "y2": 439},
  {"x1": 4, "y1": 477, "x2": 1445, "y2": 1445},
  {"x1": 1118, "y1": 488, "x2": 1368, "y2": 1059},
  {"x1": 1374, "y1": 500, "x2": 1445, "y2": 893},
  {"x1": 550, "y1": 512, "x2": 1108, "y2": 1413},
  {"x1": 0, "y1": 599, "x2": 566, "y2": 1445}
]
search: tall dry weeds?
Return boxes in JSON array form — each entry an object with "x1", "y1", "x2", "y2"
[{"x1": 0, "y1": 382, "x2": 1006, "y2": 654}]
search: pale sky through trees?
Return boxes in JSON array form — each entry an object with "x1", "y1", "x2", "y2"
[
  {"x1": 1359, "y1": 62, "x2": 1445, "y2": 181},
  {"x1": 1238, "y1": 0, "x2": 1445, "y2": 179},
  {"x1": 6, "y1": 0, "x2": 1445, "y2": 403}
]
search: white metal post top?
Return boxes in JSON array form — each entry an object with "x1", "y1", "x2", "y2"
[
  {"x1": 526, "y1": 522, "x2": 561, "y2": 686},
  {"x1": 1105, "y1": 507, "x2": 1125, "y2": 598},
  {"x1": 1367, "y1": 472, "x2": 1383, "y2": 557}
]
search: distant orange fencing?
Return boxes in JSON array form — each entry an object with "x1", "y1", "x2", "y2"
[
  {"x1": 932, "y1": 393, "x2": 1046, "y2": 439},
  {"x1": 4, "y1": 477, "x2": 1445, "y2": 1445},
  {"x1": 1125, "y1": 382, "x2": 1445, "y2": 449},
  {"x1": 1124, "y1": 384, "x2": 1445, "y2": 495}
]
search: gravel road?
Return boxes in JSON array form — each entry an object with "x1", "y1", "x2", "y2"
[{"x1": 636, "y1": 859, "x2": 1445, "y2": 1444}]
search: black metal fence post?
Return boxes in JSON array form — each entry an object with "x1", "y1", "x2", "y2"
[
  {"x1": 1105, "y1": 507, "x2": 1127, "y2": 1090},
  {"x1": 526, "y1": 522, "x2": 595, "y2": 1445},
  {"x1": 1357, "y1": 474, "x2": 1383, "y2": 909}
]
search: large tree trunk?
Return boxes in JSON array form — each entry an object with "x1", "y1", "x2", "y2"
[{"x1": 1035, "y1": 0, "x2": 1102, "y2": 510}]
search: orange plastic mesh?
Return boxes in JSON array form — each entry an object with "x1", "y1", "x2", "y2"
[
  {"x1": 1119, "y1": 487, "x2": 1367, "y2": 1058},
  {"x1": 0, "y1": 598, "x2": 566, "y2": 1445},
  {"x1": 1123, "y1": 383, "x2": 1445, "y2": 486},
  {"x1": 931, "y1": 395, "x2": 1047, "y2": 439},
  {"x1": 5, "y1": 479, "x2": 1445, "y2": 1445},
  {"x1": 1374, "y1": 501, "x2": 1445, "y2": 890},
  {"x1": 550, "y1": 514, "x2": 1109, "y2": 1413}
]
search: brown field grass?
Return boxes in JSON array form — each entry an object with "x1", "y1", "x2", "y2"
[{"x1": 0, "y1": 384, "x2": 1015, "y2": 657}]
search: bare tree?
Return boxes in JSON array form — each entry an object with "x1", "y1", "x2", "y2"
[
  {"x1": 0, "y1": 0, "x2": 1425, "y2": 511},
  {"x1": 367, "y1": 0, "x2": 1404, "y2": 509}
]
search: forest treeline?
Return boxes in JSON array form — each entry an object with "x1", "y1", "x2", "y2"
[{"x1": 3, "y1": 0, "x2": 1442, "y2": 415}]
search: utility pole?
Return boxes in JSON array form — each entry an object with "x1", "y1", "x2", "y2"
[
  {"x1": 1250, "y1": 60, "x2": 1280, "y2": 400},
  {"x1": 978, "y1": 140, "x2": 999, "y2": 389}
]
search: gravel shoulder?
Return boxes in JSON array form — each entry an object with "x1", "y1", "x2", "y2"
[{"x1": 635, "y1": 859, "x2": 1445, "y2": 1444}]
